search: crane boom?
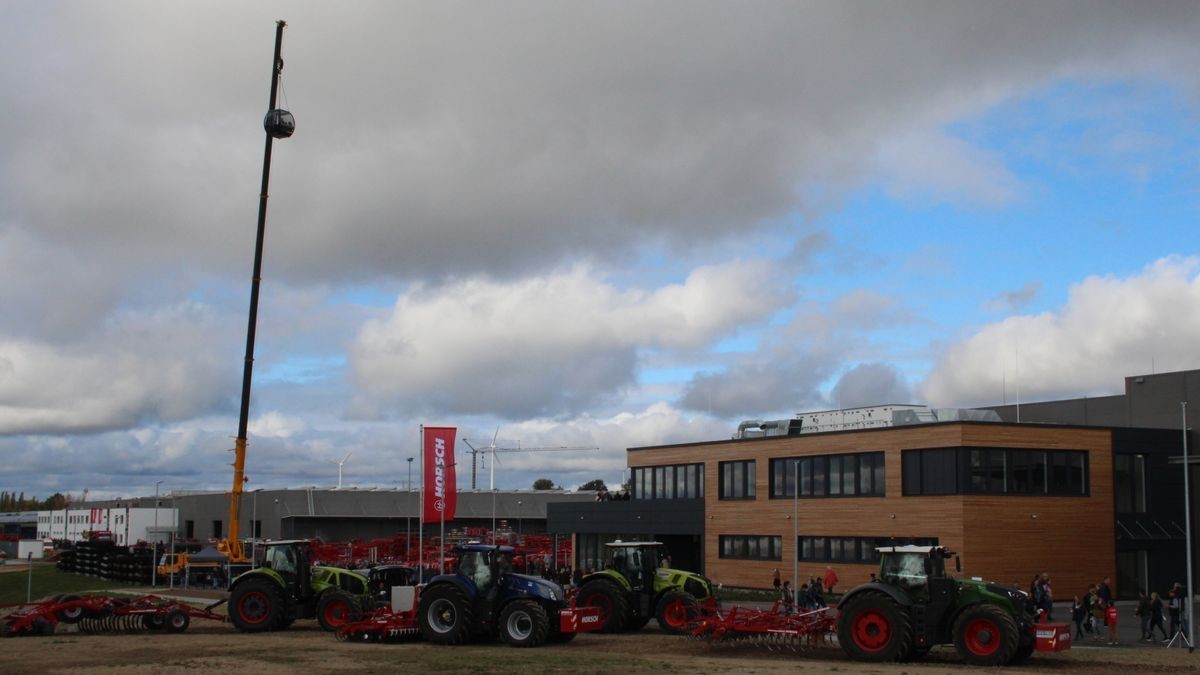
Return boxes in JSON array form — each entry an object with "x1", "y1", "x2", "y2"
[{"x1": 223, "y1": 20, "x2": 289, "y2": 565}]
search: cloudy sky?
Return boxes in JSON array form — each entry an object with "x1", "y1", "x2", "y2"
[{"x1": 2, "y1": 1, "x2": 1199, "y2": 501}]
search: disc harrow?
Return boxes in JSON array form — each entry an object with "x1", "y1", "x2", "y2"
[
  {"x1": 2, "y1": 594, "x2": 226, "y2": 637},
  {"x1": 336, "y1": 606, "x2": 420, "y2": 643},
  {"x1": 688, "y1": 602, "x2": 838, "y2": 652}
]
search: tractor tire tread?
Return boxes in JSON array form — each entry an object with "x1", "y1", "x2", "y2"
[
  {"x1": 578, "y1": 579, "x2": 630, "y2": 633},
  {"x1": 837, "y1": 591, "x2": 914, "y2": 662},
  {"x1": 498, "y1": 599, "x2": 550, "y2": 647},
  {"x1": 952, "y1": 603, "x2": 1020, "y2": 667},
  {"x1": 417, "y1": 583, "x2": 475, "y2": 645}
]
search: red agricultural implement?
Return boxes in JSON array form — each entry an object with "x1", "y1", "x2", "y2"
[
  {"x1": 1, "y1": 594, "x2": 227, "y2": 637},
  {"x1": 688, "y1": 602, "x2": 838, "y2": 651}
]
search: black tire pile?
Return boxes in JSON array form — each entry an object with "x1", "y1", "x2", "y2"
[{"x1": 55, "y1": 541, "x2": 157, "y2": 584}]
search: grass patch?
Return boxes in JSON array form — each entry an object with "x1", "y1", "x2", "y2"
[{"x1": 0, "y1": 563, "x2": 148, "y2": 604}]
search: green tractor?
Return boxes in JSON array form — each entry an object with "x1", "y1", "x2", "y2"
[
  {"x1": 227, "y1": 539, "x2": 373, "y2": 632},
  {"x1": 837, "y1": 545, "x2": 1038, "y2": 666},
  {"x1": 576, "y1": 541, "x2": 715, "y2": 634}
]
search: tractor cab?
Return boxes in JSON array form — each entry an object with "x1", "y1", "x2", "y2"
[
  {"x1": 254, "y1": 539, "x2": 313, "y2": 598},
  {"x1": 877, "y1": 545, "x2": 959, "y2": 602},
  {"x1": 607, "y1": 542, "x2": 651, "y2": 591}
]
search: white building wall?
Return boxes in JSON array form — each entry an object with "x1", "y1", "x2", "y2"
[{"x1": 37, "y1": 507, "x2": 177, "y2": 545}]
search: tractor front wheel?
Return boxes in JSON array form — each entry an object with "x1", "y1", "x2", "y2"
[
  {"x1": 952, "y1": 604, "x2": 1019, "y2": 666},
  {"x1": 229, "y1": 578, "x2": 284, "y2": 632},
  {"x1": 498, "y1": 599, "x2": 550, "y2": 647},
  {"x1": 656, "y1": 590, "x2": 699, "y2": 634},
  {"x1": 837, "y1": 591, "x2": 914, "y2": 662},
  {"x1": 577, "y1": 579, "x2": 630, "y2": 633},
  {"x1": 417, "y1": 583, "x2": 474, "y2": 645},
  {"x1": 317, "y1": 590, "x2": 362, "y2": 632}
]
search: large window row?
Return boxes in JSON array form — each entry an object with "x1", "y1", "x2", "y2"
[
  {"x1": 798, "y1": 535, "x2": 940, "y2": 563},
  {"x1": 719, "y1": 535, "x2": 783, "y2": 560},
  {"x1": 631, "y1": 463, "x2": 704, "y2": 500},
  {"x1": 719, "y1": 460, "x2": 756, "y2": 500},
  {"x1": 769, "y1": 452, "x2": 885, "y2": 499},
  {"x1": 901, "y1": 447, "x2": 1088, "y2": 496}
]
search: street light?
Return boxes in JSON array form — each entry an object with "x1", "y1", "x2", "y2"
[
  {"x1": 168, "y1": 493, "x2": 176, "y2": 591},
  {"x1": 153, "y1": 480, "x2": 163, "y2": 588},
  {"x1": 788, "y1": 460, "x2": 804, "y2": 607}
]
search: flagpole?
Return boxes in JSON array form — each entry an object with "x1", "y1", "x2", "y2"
[{"x1": 418, "y1": 425, "x2": 424, "y2": 584}]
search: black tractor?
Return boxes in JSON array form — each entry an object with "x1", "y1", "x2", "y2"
[{"x1": 837, "y1": 545, "x2": 1039, "y2": 666}]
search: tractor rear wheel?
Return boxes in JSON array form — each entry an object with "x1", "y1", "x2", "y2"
[
  {"x1": 417, "y1": 583, "x2": 474, "y2": 645},
  {"x1": 837, "y1": 591, "x2": 914, "y2": 662},
  {"x1": 498, "y1": 599, "x2": 550, "y2": 647},
  {"x1": 656, "y1": 590, "x2": 699, "y2": 634},
  {"x1": 229, "y1": 578, "x2": 284, "y2": 632},
  {"x1": 577, "y1": 579, "x2": 630, "y2": 633},
  {"x1": 953, "y1": 604, "x2": 1019, "y2": 666},
  {"x1": 317, "y1": 590, "x2": 362, "y2": 631}
]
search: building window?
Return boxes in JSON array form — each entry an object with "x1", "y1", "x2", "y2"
[
  {"x1": 631, "y1": 463, "x2": 703, "y2": 499},
  {"x1": 798, "y1": 535, "x2": 939, "y2": 563},
  {"x1": 902, "y1": 447, "x2": 1089, "y2": 496},
  {"x1": 719, "y1": 535, "x2": 783, "y2": 560},
  {"x1": 1113, "y1": 454, "x2": 1147, "y2": 513},
  {"x1": 719, "y1": 460, "x2": 756, "y2": 500},
  {"x1": 770, "y1": 453, "x2": 885, "y2": 499},
  {"x1": 212, "y1": 520, "x2": 223, "y2": 538},
  {"x1": 185, "y1": 520, "x2": 195, "y2": 538}
]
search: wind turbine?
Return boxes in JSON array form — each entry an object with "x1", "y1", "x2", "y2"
[
  {"x1": 329, "y1": 452, "x2": 352, "y2": 489},
  {"x1": 462, "y1": 430, "x2": 598, "y2": 542}
]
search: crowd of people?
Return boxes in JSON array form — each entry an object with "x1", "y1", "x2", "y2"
[
  {"x1": 594, "y1": 488, "x2": 631, "y2": 501},
  {"x1": 1056, "y1": 574, "x2": 1190, "y2": 646},
  {"x1": 774, "y1": 566, "x2": 839, "y2": 612}
]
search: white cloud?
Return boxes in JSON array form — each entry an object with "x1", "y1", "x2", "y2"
[
  {"x1": 923, "y1": 257, "x2": 1200, "y2": 406},
  {"x1": 0, "y1": 303, "x2": 236, "y2": 434},
  {"x1": 875, "y1": 128, "x2": 1024, "y2": 207},
  {"x1": 349, "y1": 260, "x2": 789, "y2": 418}
]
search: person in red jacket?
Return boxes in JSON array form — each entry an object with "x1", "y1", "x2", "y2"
[{"x1": 824, "y1": 566, "x2": 839, "y2": 594}]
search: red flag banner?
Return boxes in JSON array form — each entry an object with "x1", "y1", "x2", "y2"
[{"x1": 423, "y1": 427, "x2": 458, "y2": 523}]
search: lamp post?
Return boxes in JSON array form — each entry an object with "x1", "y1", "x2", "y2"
[
  {"x1": 406, "y1": 457, "x2": 414, "y2": 563},
  {"x1": 168, "y1": 493, "x2": 176, "y2": 591},
  {"x1": 152, "y1": 480, "x2": 162, "y2": 588},
  {"x1": 792, "y1": 460, "x2": 799, "y2": 607},
  {"x1": 1184, "y1": 402, "x2": 1194, "y2": 651}
]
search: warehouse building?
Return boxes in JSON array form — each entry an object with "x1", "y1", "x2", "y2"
[
  {"x1": 42, "y1": 488, "x2": 593, "y2": 547},
  {"x1": 550, "y1": 368, "x2": 1198, "y2": 599}
]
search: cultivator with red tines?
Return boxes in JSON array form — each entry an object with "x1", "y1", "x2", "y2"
[
  {"x1": 688, "y1": 602, "x2": 839, "y2": 652},
  {"x1": 1, "y1": 594, "x2": 227, "y2": 637},
  {"x1": 336, "y1": 605, "x2": 420, "y2": 642}
]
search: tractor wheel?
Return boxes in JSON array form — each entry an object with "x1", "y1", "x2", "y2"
[
  {"x1": 498, "y1": 599, "x2": 550, "y2": 647},
  {"x1": 417, "y1": 583, "x2": 475, "y2": 645},
  {"x1": 953, "y1": 604, "x2": 1019, "y2": 666},
  {"x1": 55, "y1": 594, "x2": 85, "y2": 624},
  {"x1": 165, "y1": 609, "x2": 190, "y2": 633},
  {"x1": 229, "y1": 578, "x2": 284, "y2": 632},
  {"x1": 837, "y1": 592, "x2": 914, "y2": 662},
  {"x1": 577, "y1": 579, "x2": 630, "y2": 633},
  {"x1": 656, "y1": 590, "x2": 699, "y2": 634},
  {"x1": 317, "y1": 591, "x2": 362, "y2": 632}
]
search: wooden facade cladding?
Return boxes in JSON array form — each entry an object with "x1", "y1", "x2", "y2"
[{"x1": 627, "y1": 422, "x2": 1115, "y2": 596}]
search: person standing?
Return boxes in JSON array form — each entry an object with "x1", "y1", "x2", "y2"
[
  {"x1": 824, "y1": 566, "x2": 839, "y2": 595},
  {"x1": 1168, "y1": 585, "x2": 1183, "y2": 638},
  {"x1": 1135, "y1": 590, "x2": 1152, "y2": 641},
  {"x1": 1106, "y1": 602, "x2": 1119, "y2": 645},
  {"x1": 781, "y1": 580, "x2": 793, "y2": 614},
  {"x1": 1038, "y1": 572, "x2": 1054, "y2": 621},
  {"x1": 773, "y1": 568, "x2": 781, "y2": 592},
  {"x1": 1072, "y1": 596, "x2": 1087, "y2": 640},
  {"x1": 1097, "y1": 576, "x2": 1113, "y2": 626},
  {"x1": 1150, "y1": 591, "x2": 1169, "y2": 641}
]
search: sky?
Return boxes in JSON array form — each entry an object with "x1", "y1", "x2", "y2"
[{"x1": 2, "y1": 1, "x2": 1199, "y2": 501}]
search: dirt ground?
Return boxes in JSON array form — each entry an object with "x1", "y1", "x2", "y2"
[{"x1": 3, "y1": 619, "x2": 1200, "y2": 675}]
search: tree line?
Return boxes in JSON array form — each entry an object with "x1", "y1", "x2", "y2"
[{"x1": 0, "y1": 491, "x2": 69, "y2": 512}]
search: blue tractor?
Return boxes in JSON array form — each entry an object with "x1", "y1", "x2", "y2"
[{"x1": 417, "y1": 544, "x2": 592, "y2": 647}]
